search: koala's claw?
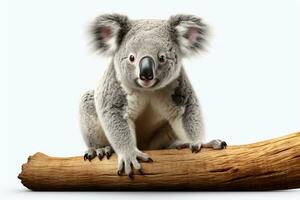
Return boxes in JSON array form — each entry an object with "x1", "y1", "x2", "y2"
[
  {"x1": 147, "y1": 157, "x2": 153, "y2": 162},
  {"x1": 104, "y1": 146, "x2": 114, "y2": 159},
  {"x1": 117, "y1": 161, "x2": 126, "y2": 177},
  {"x1": 221, "y1": 141, "x2": 227, "y2": 149},
  {"x1": 138, "y1": 156, "x2": 153, "y2": 163},
  {"x1": 97, "y1": 153, "x2": 104, "y2": 160},
  {"x1": 96, "y1": 146, "x2": 114, "y2": 160},
  {"x1": 190, "y1": 143, "x2": 201, "y2": 153},
  {"x1": 117, "y1": 170, "x2": 122, "y2": 176},
  {"x1": 128, "y1": 171, "x2": 134, "y2": 179},
  {"x1": 96, "y1": 148, "x2": 104, "y2": 160},
  {"x1": 106, "y1": 152, "x2": 112, "y2": 159},
  {"x1": 83, "y1": 153, "x2": 88, "y2": 161},
  {"x1": 83, "y1": 153, "x2": 95, "y2": 161},
  {"x1": 83, "y1": 149, "x2": 96, "y2": 161}
]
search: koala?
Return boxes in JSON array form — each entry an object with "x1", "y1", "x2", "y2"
[{"x1": 79, "y1": 14, "x2": 227, "y2": 178}]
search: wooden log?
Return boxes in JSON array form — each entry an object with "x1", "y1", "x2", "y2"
[{"x1": 18, "y1": 132, "x2": 300, "y2": 191}]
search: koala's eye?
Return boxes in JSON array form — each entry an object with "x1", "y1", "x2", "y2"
[
  {"x1": 128, "y1": 54, "x2": 135, "y2": 63},
  {"x1": 158, "y1": 52, "x2": 166, "y2": 64}
]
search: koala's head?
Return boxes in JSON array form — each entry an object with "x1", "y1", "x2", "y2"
[{"x1": 90, "y1": 14, "x2": 208, "y2": 90}]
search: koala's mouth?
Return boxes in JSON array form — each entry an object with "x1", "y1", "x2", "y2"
[{"x1": 135, "y1": 78, "x2": 158, "y2": 88}]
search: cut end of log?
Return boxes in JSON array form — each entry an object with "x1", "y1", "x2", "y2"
[
  {"x1": 18, "y1": 132, "x2": 300, "y2": 191},
  {"x1": 18, "y1": 152, "x2": 46, "y2": 186}
]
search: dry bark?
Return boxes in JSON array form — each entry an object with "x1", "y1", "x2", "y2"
[{"x1": 18, "y1": 131, "x2": 300, "y2": 191}]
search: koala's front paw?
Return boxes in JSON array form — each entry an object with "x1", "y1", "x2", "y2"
[
  {"x1": 83, "y1": 146, "x2": 114, "y2": 161},
  {"x1": 117, "y1": 150, "x2": 153, "y2": 178}
]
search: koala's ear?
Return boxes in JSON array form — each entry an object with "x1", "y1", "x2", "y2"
[
  {"x1": 90, "y1": 14, "x2": 131, "y2": 55},
  {"x1": 168, "y1": 14, "x2": 209, "y2": 56}
]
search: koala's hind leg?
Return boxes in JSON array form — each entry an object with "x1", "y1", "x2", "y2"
[
  {"x1": 79, "y1": 90, "x2": 113, "y2": 161},
  {"x1": 202, "y1": 139, "x2": 227, "y2": 149},
  {"x1": 168, "y1": 140, "x2": 227, "y2": 150}
]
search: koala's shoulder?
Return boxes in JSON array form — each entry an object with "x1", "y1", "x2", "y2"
[
  {"x1": 171, "y1": 70, "x2": 194, "y2": 106},
  {"x1": 96, "y1": 64, "x2": 127, "y2": 111}
]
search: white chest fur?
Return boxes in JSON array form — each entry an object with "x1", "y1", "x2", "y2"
[{"x1": 120, "y1": 81, "x2": 187, "y2": 147}]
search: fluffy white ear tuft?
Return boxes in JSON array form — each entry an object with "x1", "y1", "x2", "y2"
[
  {"x1": 168, "y1": 14, "x2": 209, "y2": 56},
  {"x1": 90, "y1": 14, "x2": 131, "y2": 56}
]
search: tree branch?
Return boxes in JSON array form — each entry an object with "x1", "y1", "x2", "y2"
[{"x1": 18, "y1": 132, "x2": 300, "y2": 191}]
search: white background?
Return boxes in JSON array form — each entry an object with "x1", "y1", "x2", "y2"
[{"x1": 1, "y1": 0, "x2": 300, "y2": 199}]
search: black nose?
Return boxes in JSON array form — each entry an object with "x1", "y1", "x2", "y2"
[{"x1": 139, "y1": 56, "x2": 155, "y2": 81}]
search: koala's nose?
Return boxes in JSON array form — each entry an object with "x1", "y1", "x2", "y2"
[{"x1": 139, "y1": 56, "x2": 155, "y2": 81}]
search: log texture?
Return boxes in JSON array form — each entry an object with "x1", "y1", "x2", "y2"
[{"x1": 19, "y1": 132, "x2": 300, "y2": 191}]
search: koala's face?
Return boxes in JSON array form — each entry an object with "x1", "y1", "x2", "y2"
[
  {"x1": 114, "y1": 20, "x2": 181, "y2": 90},
  {"x1": 90, "y1": 14, "x2": 208, "y2": 90}
]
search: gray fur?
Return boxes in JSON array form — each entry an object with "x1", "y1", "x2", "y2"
[
  {"x1": 175, "y1": 70, "x2": 205, "y2": 143},
  {"x1": 80, "y1": 90, "x2": 108, "y2": 149},
  {"x1": 90, "y1": 14, "x2": 131, "y2": 55},
  {"x1": 94, "y1": 64, "x2": 132, "y2": 153},
  {"x1": 168, "y1": 14, "x2": 209, "y2": 55},
  {"x1": 80, "y1": 14, "x2": 226, "y2": 177}
]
